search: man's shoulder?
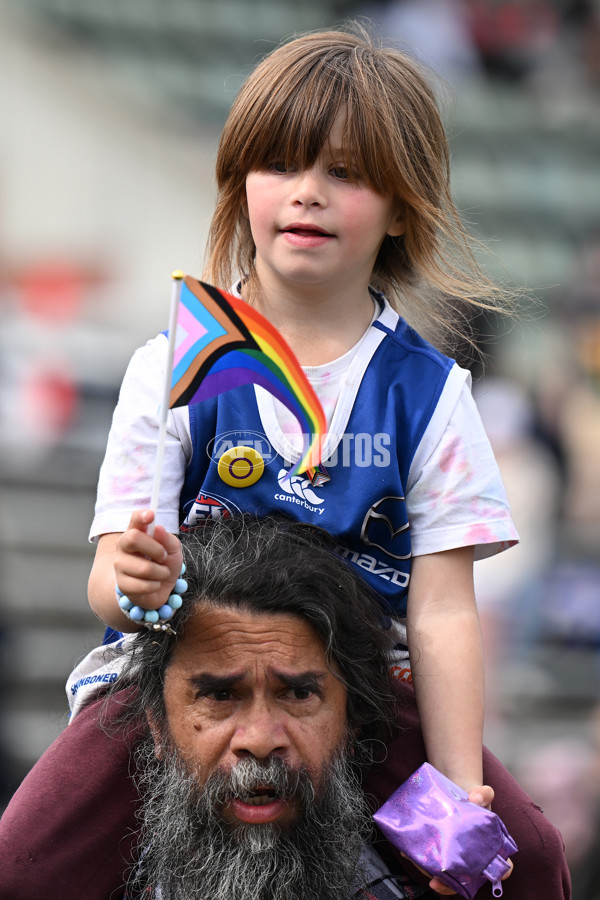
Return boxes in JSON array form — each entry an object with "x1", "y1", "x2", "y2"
[{"x1": 356, "y1": 843, "x2": 427, "y2": 899}]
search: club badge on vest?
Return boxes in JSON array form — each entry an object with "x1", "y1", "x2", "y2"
[{"x1": 180, "y1": 491, "x2": 241, "y2": 531}]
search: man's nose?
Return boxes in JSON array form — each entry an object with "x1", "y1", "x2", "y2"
[{"x1": 229, "y1": 700, "x2": 290, "y2": 760}]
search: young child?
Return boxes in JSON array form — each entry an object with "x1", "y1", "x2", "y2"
[{"x1": 4, "y1": 24, "x2": 569, "y2": 900}]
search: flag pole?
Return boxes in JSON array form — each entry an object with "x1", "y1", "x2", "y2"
[{"x1": 148, "y1": 270, "x2": 184, "y2": 533}]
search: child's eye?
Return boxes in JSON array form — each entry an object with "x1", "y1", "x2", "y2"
[
  {"x1": 269, "y1": 162, "x2": 295, "y2": 174},
  {"x1": 332, "y1": 164, "x2": 361, "y2": 181},
  {"x1": 331, "y1": 165, "x2": 350, "y2": 180}
]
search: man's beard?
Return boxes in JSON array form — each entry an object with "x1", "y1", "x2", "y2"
[{"x1": 129, "y1": 736, "x2": 373, "y2": 900}]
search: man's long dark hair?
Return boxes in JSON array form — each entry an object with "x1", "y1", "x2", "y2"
[{"x1": 115, "y1": 515, "x2": 398, "y2": 757}]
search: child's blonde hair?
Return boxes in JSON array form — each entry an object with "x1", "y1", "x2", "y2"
[{"x1": 204, "y1": 23, "x2": 512, "y2": 354}]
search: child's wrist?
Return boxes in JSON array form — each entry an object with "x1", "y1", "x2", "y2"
[{"x1": 115, "y1": 563, "x2": 187, "y2": 634}]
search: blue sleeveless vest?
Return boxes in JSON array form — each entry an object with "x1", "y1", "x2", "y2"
[{"x1": 177, "y1": 313, "x2": 455, "y2": 620}]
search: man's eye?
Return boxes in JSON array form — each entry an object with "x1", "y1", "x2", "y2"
[
  {"x1": 287, "y1": 686, "x2": 313, "y2": 701},
  {"x1": 208, "y1": 689, "x2": 233, "y2": 701}
]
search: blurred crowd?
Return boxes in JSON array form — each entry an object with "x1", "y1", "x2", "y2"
[
  {"x1": 361, "y1": 0, "x2": 600, "y2": 92},
  {"x1": 471, "y1": 236, "x2": 600, "y2": 895}
]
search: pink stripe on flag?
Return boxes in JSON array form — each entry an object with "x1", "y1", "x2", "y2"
[{"x1": 174, "y1": 302, "x2": 208, "y2": 368}]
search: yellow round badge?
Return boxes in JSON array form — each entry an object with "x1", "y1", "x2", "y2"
[{"x1": 217, "y1": 445, "x2": 265, "y2": 488}]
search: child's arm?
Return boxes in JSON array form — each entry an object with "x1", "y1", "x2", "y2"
[
  {"x1": 407, "y1": 545, "x2": 486, "y2": 794},
  {"x1": 404, "y1": 546, "x2": 516, "y2": 896},
  {"x1": 88, "y1": 509, "x2": 183, "y2": 631}
]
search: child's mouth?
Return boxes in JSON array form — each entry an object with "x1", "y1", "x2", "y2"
[
  {"x1": 284, "y1": 227, "x2": 333, "y2": 237},
  {"x1": 281, "y1": 225, "x2": 335, "y2": 244}
]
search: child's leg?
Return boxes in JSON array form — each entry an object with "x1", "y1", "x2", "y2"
[
  {"x1": 0, "y1": 688, "x2": 144, "y2": 900},
  {"x1": 362, "y1": 679, "x2": 571, "y2": 900}
]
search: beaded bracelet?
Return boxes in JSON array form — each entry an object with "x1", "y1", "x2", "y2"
[{"x1": 116, "y1": 563, "x2": 188, "y2": 635}]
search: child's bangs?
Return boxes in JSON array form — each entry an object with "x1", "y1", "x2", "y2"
[
  {"x1": 244, "y1": 110, "x2": 337, "y2": 174},
  {"x1": 240, "y1": 62, "x2": 346, "y2": 173},
  {"x1": 342, "y1": 96, "x2": 400, "y2": 195},
  {"x1": 238, "y1": 55, "x2": 385, "y2": 190}
]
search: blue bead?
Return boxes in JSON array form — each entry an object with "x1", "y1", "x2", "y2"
[
  {"x1": 115, "y1": 585, "x2": 124, "y2": 597},
  {"x1": 174, "y1": 578, "x2": 188, "y2": 594},
  {"x1": 168, "y1": 594, "x2": 183, "y2": 610},
  {"x1": 118, "y1": 596, "x2": 133, "y2": 612},
  {"x1": 158, "y1": 605, "x2": 174, "y2": 620},
  {"x1": 180, "y1": 562, "x2": 186, "y2": 576},
  {"x1": 128, "y1": 606, "x2": 145, "y2": 621},
  {"x1": 144, "y1": 610, "x2": 160, "y2": 624}
]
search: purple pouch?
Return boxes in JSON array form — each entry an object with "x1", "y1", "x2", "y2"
[{"x1": 373, "y1": 763, "x2": 518, "y2": 899}]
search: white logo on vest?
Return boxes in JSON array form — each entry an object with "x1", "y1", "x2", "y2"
[{"x1": 274, "y1": 468, "x2": 326, "y2": 515}]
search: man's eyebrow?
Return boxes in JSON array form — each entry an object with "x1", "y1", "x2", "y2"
[
  {"x1": 186, "y1": 673, "x2": 241, "y2": 693},
  {"x1": 272, "y1": 670, "x2": 326, "y2": 696},
  {"x1": 185, "y1": 670, "x2": 327, "y2": 696}
]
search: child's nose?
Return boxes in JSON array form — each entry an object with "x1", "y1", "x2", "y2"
[{"x1": 291, "y1": 168, "x2": 327, "y2": 207}]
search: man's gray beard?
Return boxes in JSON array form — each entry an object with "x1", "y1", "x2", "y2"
[{"x1": 129, "y1": 736, "x2": 373, "y2": 900}]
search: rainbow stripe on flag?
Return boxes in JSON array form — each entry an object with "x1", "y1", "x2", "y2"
[{"x1": 170, "y1": 276, "x2": 326, "y2": 475}]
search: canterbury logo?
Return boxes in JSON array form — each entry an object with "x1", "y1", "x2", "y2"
[{"x1": 276, "y1": 469, "x2": 324, "y2": 505}]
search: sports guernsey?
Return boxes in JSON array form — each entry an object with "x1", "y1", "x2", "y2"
[{"x1": 181, "y1": 312, "x2": 457, "y2": 620}]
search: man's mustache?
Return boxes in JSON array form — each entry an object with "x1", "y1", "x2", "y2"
[{"x1": 200, "y1": 756, "x2": 316, "y2": 810}]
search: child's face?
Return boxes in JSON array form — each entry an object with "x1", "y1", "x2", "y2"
[{"x1": 243, "y1": 114, "x2": 403, "y2": 301}]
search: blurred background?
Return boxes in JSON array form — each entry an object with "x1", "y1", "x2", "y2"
[{"x1": 0, "y1": 0, "x2": 599, "y2": 894}]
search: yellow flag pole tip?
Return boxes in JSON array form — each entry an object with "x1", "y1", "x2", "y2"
[{"x1": 171, "y1": 269, "x2": 185, "y2": 280}]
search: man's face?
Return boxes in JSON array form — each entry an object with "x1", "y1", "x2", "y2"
[{"x1": 159, "y1": 603, "x2": 349, "y2": 829}]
